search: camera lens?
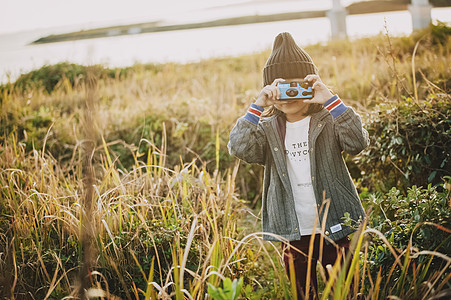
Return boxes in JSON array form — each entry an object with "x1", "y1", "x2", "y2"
[{"x1": 286, "y1": 88, "x2": 298, "y2": 97}]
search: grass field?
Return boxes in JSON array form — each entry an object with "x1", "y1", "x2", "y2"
[{"x1": 1, "y1": 23, "x2": 450, "y2": 299}]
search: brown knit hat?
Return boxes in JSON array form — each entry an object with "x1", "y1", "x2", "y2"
[{"x1": 263, "y1": 32, "x2": 317, "y2": 86}]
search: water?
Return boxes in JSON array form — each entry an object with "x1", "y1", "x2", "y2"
[{"x1": 1, "y1": 6, "x2": 450, "y2": 83}]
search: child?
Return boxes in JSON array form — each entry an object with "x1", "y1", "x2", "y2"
[{"x1": 228, "y1": 32, "x2": 369, "y2": 298}]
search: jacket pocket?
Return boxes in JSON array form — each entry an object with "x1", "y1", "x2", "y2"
[
  {"x1": 332, "y1": 179, "x2": 364, "y2": 224},
  {"x1": 265, "y1": 183, "x2": 293, "y2": 235},
  {"x1": 334, "y1": 179, "x2": 360, "y2": 206}
]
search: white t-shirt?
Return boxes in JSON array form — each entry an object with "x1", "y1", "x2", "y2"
[{"x1": 285, "y1": 116, "x2": 321, "y2": 235}]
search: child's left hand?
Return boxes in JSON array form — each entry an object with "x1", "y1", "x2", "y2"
[{"x1": 302, "y1": 75, "x2": 334, "y2": 104}]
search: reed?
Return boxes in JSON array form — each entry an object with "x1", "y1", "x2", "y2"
[{"x1": 1, "y1": 130, "x2": 449, "y2": 299}]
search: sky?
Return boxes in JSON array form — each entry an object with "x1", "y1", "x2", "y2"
[
  {"x1": 1, "y1": 0, "x2": 203, "y2": 33},
  {"x1": 1, "y1": 0, "x2": 354, "y2": 34},
  {"x1": 1, "y1": 0, "x2": 263, "y2": 34}
]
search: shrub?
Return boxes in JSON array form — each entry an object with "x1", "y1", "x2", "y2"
[
  {"x1": 356, "y1": 95, "x2": 451, "y2": 192},
  {"x1": 3, "y1": 63, "x2": 132, "y2": 95},
  {"x1": 13, "y1": 63, "x2": 92, "y2": 93},
  {"x1": 362, "y1": 181, "x2": 451, "y2": 296}
]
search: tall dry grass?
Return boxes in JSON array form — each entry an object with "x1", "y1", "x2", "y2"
[
  {"x1": 2, "y1": 131, "x2": 449, "y2": 299},
  {"x1": 0, "y1": 129, "x2": 258, "y2": 298}
]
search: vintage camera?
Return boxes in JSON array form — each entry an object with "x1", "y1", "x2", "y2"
[{"x1": 278, "y1": 80, "x2": 314, "y2": 100}]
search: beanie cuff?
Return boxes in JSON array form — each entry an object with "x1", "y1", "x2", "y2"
[
  {"x1": 263, "y1": 61, "x2": 317, "y2": 86},
  {"x1": 265, "y1": 61, "x2": 316, "y2": 67}
]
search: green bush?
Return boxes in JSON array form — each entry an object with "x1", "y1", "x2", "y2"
[
  {"x1": 356, "y1": 95, "x2": 451, "y2": 192},
  {"x1": 98, "y1": 218, "x2": 200, "y2": 298},
  {"x1": 0, "y1": 62, "x2": 168, "y2": 98},
  {"x1": 363, "y1": 181, "x2": 451, "y2": 296},
  {"x1": 13, "y1": 63, "x2": 92, "y2": 93},
  {"x1": 105, "y1": 112, "x2": 235, "y2": 172},
  {"x1": 3, "y1": 63, "x2": 131, "y2": 95}
]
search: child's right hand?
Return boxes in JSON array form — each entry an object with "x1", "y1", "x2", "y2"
[{"x1": 254, "y1": 78, "x2": 285, "y2": 107}]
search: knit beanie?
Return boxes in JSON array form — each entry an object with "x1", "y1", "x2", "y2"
[{"x1": 263, "y1": 32, "x2": 317, "y2": 86}]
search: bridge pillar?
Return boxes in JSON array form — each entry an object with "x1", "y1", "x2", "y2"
[
  {"x1": 327, "y1": 0, "x2": 348, "y2": 40},
  {"x1": 409, "y1": 0, "x2": 432, "y2": 30}
]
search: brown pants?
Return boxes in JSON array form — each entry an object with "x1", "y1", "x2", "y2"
[{"x1": 282, "y1": 234, "x2": 352, "y2": 300}]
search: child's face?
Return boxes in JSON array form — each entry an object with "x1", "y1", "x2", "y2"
[{"x1": 274, "y1": 78, "x2": 310, "y2": 122}]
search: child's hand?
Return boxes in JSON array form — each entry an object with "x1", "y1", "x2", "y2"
[
  {"x1": 254, "y1": 78, "x2": 285, "y2": 107},
  {"x1": 302, "y1": 75, "x2": 334, "y2": 104}
]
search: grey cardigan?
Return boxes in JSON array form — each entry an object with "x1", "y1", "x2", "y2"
[{"x1": 228, "y1": 101, "x2": 369, "y2": 243}]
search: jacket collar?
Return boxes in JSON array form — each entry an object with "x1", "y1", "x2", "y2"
[{"x1": 274, "y1": 108, "x2": 329, "y2": 146}]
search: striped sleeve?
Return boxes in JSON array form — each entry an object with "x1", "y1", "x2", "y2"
[
  {"x1": 323, "y1": 95, "x2": 347, "y2": 118},
  {"x1": 244, "y1": 103, "x2": 264, "y2": 124}
]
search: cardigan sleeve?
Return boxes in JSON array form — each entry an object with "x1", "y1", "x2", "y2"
[
  {"x1": 228, "y1": 104, "x2": 267, "y2": 165},
  {"x1": 333, "y1": 108, "x2": 369, "y2": 155},
  {"x1": 323, "y1": 95, "x2": 369, "y2": 155}
]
